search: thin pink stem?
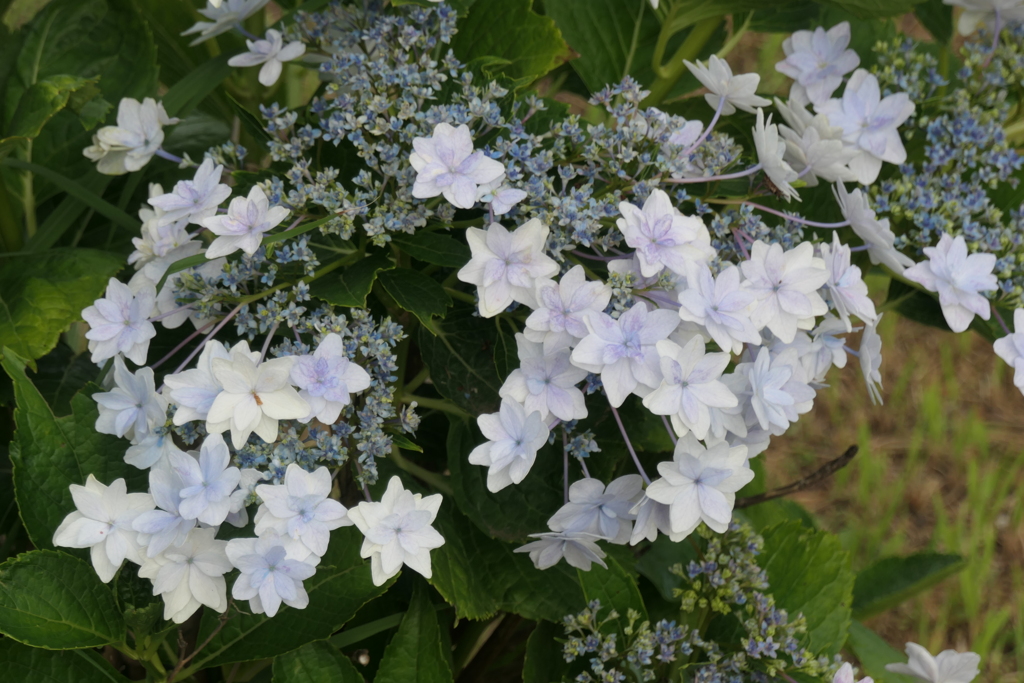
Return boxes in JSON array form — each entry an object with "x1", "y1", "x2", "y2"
[
  {"x1": 663, "y1": 163, "x2": 762, "y2": 185},
  {"x1": 609, "y1": 401, "x2": 650, "y2": 485},
  {"x1": 260, "y1": 320, "x2": 280, "y2": 361},
  {"x1": 729, "y1": 200, "x2": 851, "y2": 228},
  {"x1": 149, "y1": 303, "x2": 195, "y2": 323},
  {"x1": 170, "y1": 303, "x2": 244, "y2": 375},
  {"x1": 660, "y1": 415, "x2": 677, "y2": 446},
  {"x1": 681, "y1": 94, "x2": 726, "y2": 157},
  {"x1": 151, "y1": 318, "x2": 218, "y2": 371},
  {"x1": 993, "y1": 304, "x2": 1011, "y2": 335}
]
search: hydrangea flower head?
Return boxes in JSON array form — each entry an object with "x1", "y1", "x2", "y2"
[
  {"x1": 171, "y1": 433, "x2": 241, "y2": 526},
  {"x1": 254, "y1": 463, "x2": 351, "y2": 557},
  {"x1": 499, "y1": 334, "x2": 588, "y2": 422},
  {"x1": 546, "y1": 475, "x2": 644, "y2": 545},
  {"x1": 409, "y1": 122, "x2": 505, "y2": 209},
  {"x1": 148, "y1": 157, "x2": 231, "y2": 227},
  {"x1": 525, "y1": 265, "x2": 611, "y2": 352},
  {"x1": 226, "y1": 531, "x2": 318, "y2": 617},
  {"x1": 944, "y1": 0, "x2": 1024, "y2": 36},
  {"x1": 616, "y1": 188, "x2": 714, "y2": 277},
  {"x1": 182, "y1": 0, "x2": 271, "y2": 45},
  {"x1": 514, "y1": 531, "x2": 607, "y2": 571},
  {"x1": 885, "y1": 642, "x2": 980, "y2": 683},
  {"x1": 753, "y1": 108, "x2": 800, "y2": 202},
  {"x1": 740, "y1": 240, "x2": 829, "y2": 344},
  {"x1": 93, "y1": 357, "x2": 165, "y2": 440},
  {"x1": 993, "y1": 308, "x2": 1024, "y2": 392},
  {"x1": 290, "y1": 333, "x2": 372, "y2": 424},
  {"x1": 677, "y1": 263, "x2": 760, "y2": 355},
  {"x1": 904, "y1": 233, "x2": 997, "y2": 333},
  {"x1": 138, "y1": 527, "x2": 231, "y2": 623}
]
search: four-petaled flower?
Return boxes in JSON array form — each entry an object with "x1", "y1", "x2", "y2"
[
  {"x1": 290, "y1": 333, "x2": 372, "y2": 424},
  {"x1": 740, "y1": 240, "x2": 830, "y2": 344},
  {"x1": 514, "y1": 531, "x2": 607, "y2": 571},
  {"x1": 410, "y1": 122, "x2": 506, "y2": 209},
  {"x1": 93, "y1": 357, "x2": 166, "y2": 441},
  {"x1": 683, "y1": 55, "x2": 771, "y2": 115},
  {"x1": 677, "y1": 263, "x2": 760, "y2": 355},
  {"x1": 226, "y1": 532, "x2": 318, "y2": 617},
  {"x1": 138, "y1": 527, "x2": 231, "y2": 623},
  {"x1": 171, "y1": 433, "x2": 241, "y2": 526},
  {"x1": 83, "y1": 97, "x2": 178, "y2": 175},
  {"x1": 775, "y1": 22, "x2": 859, "y2": 105},
  {"x1": 499, "y1": 334, "x2": 588, "y2": 422},
  {"x1": 547, "y1": 475, "x2": 644, "y2": 545},
  {"x1": 525, "y1": 265, "x2": 611, "y2": 352},
  {"x1": 228, "y1": 29, "x2": 306, "y2": 87},
  {"x1": 148, "y1": 157, "x2": 232, "y2": 227}
]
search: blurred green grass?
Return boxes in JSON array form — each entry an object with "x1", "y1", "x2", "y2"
[{"x1": 771, "y1": 306, "x2": 1024, "y2": 680}]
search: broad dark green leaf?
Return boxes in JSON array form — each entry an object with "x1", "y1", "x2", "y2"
[
  {"x1": 374, "y1": 586, "x2": 453, "y2": 683},
  {"x1": 26, "y1": 172, "x2": 113, "y2": 251},
  {"x1": 522, "y1": 620, "x2": 567, "y2": 683},
  {"x1": 272, "y1": 640, "x2": 365, "y2": 683},
  {"x1": 634, "y1": 533, "x2": 700, "y2": 603},
  {"x1": 114, "y1": 563, "x2": 170, "y2": 642},
  {"x1": 23, "y1": 343, "x2": 98, "y2": 416},
  {"x1": 2, "y1": 351, "x2": 147, "y2": 548},
  {"x1": 845, "y1": 620, "x2": 917, "y2": 683},
  {"x1": 417, "y1": 304, "x2": 503, "y2": 416},
  {"x1": 0, "y1": 248, "x2": 122, "y2": 362},
  {"x1": 758, "y1": 522, "x2": 854, "y2": 657},
  {"x1": 823, "y1": 0, "x2": 926, "y2": 19},
  {"x1": 161, "y1": 112, "x2": 232, "y2": 157},
  {"x1": 377, "y1": 269, "x2": 452, "y2": 326},
  {"x1": 736, "y1": 498, "x2": 817, "y2": 533},
  {"x1": 451, "y1": 0, "x2": 569, "y2": 86},
  {"x1": 7, "y1": 74, "x2": 97, "y2": 138},
  {"x1": 852, "y1": 552, "x2": 966, "y2": 619},
  {"x1": 190, "y1": 526, "x2": 393, "y2": 669},
  {"x1": 0, "y1": 638, "x2": 127, "y2": 683},
  {"x1": 308, "y1": 251, "x2": 394, "y2": 308},
  {"x1": 914, "y1": 0, "x2": 953, "y2": 43},
  {"x1": 391, "y1": 232, "x2": 470, "y2": 268},
  {"x1": 0, "y1": 550, "x2": 125, "y2": 649},
  {"x1": 2, "y1": 0, "x2": 56, "y2": 32},
  {"x1": 493, "y1": 322, "x2": 518, "y2": 381},
  {"x1": 578, "y1": 555, "x2": 647, "y2": 631}
]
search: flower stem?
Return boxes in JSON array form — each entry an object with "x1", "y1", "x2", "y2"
[
  {"x1": 562, "y1": 428, "x2": 569, "y2": 504},
  {"x1": 390, "y1": 446, "x2": 453, "y2": 496},
  {"x1": 663, "y1": 163, "x2": 762, "y2": 185},
  {"x1": 660, "y1": 414, "x2": 677, "y2": 446},
  {"x1": 992, "y1": 305, "x2": 1011, "y2": 335},
  {"x1": 709, "y1": 198, "x2": 851, "y2": 228},
  {"x1": 154, "y1": 148, "x2": 183, "y2": 164},
  {"x1": 608, "y1": 401, "x2": 650, "y2": 485},
  {"x1": 681, "y1": 95, "x2": 726, "y2": 157},
  {"x1": 402, "y1": 394, "x2": 472, "y2": 419},
  {"x1": 643, "y1": 16, "x2": 723, "y2": 108}
]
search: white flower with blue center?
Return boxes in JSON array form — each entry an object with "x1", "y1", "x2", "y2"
[
  {"x1": 202, "y1": 186, "x2": 291, "y2": 259},
  {"x1": 93, "y1": 356, "x2": 166, "y2": 441},
  {"x1": 885, "y1": 641, "x2": 980, "y2": 683},
  {"x1": 469, "y1": 398, "x2": 550, "y2": 492},
  {"x1": 254, "y1": 464, "x2": 351, "y2": 557},
  {"x1": 82, "y1": 277, "x2": 157, "y2": 365},
  {"x1": 138, "y1": 527, "x2": 231, "y2": 624},
  {"x1": 616, "y1": 188, "x2": 715, "y2": 277},
  {"x1": 290, "y1": 333, "x2": 371, "y2": 424},
  {"x1": 171, "y1": 434, "x2": 241, "y2": 526},
  {"x1": 409, "y1": 122, "x2": 506, "y2": 209},
  {"x1": 904, "y1": 232, "x2": 997, "y2": 333},
  {"x1": 775, "y1": 22, "x2": 860, "y2": 106},
  {"x1": 226, "y1": 531, "x2": 319, "y2": 617},
  {"x1": 148, "y1": 157, "x2": 232, "y2": 227},
  {"x1": 499, "y1": 334, "x2": 588, "y2": 422}
]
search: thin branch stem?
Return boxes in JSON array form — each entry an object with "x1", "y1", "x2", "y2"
[
  {"x1": 660, "y1": 415, "x2": 677, "y2": 446},
  {"x1": 609, "y1": 401, "x2": 650, "y2": 485},
  {"x1": 735, "y1": 446, "x2": 858, "y2": 509},
  {"x1": 663, "y1": 163, "x2": 762, "y2": 185}
]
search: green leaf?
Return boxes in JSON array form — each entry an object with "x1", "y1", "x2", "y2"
[
  {"x1": 0, "y1": 550, "x2": 125, "y2": 649},
  {"x1": 578, "y1": 555, "x2": 647, "y2": 632},
  {"x1": 0, "y1": 248, "x2": 122, "y2": 362},
  {"x1": 852, "y1": 552, "x2": 966, "y2": 619},
  {"x1": 845, "y1": 620, "x2": 918, "y2": 683},
  {"x1": 451, "y1": 0, "x2": 569, "y2": 86},
  {"x1": 417, "y1": 304, "x2": 504, "y2": 416},
  {"x1": 377, "y1": 269, "x2": 452, "y2": 326},
  {"x1": 2, "y1": 0, "x2": 56, "y2": 32},
  {"x1": 822, "y1": 0, "x2": 926, "y2": 19},
  {"x1": 389, "y1": 432, "x2": 423, "y2": 453},
  {"x1": 523, "y1": 620, "x2": 567, "y2": 683},
  {"x1": 7, "y1": 74, "x2": 97, "y2": 138},
  {"x1": 914, "y1": 0, "x2": 953, "y2": 43},
  {"x1": 0, "y1": 638, "x2": 128, "y2": 682},
  {"x1": 160, "y1": 54, "x2": 234, "y2": 119},
  {"x1": 758, "y1": 522, "x2": 854, "y2": 657},
  {"x1": 493, "y1": 322, "x2": 518, "y2": 381},
  {"x1": 374, "y1": 585, "x2": 453, "y2": 683},
  {"x1": 272, "y1": 640, "x2": 365, "y2": 683},
  {"x1": 390, "y1": 233, "x2": 470, "y2": 268},
  {"x1": 26, "y1": 172, "x2": 113, "y2": 251},
  {"x1": 308, "y1": 251, "x2": 393, "y2": 309},
  {"x1": 190, "y1": 526, "x2": 393, "y2": 669},
  {"x1": 1, "y1": 351, "x2": 147, "y2": 548},
  {"x1": 634, "y1": 534, "x2": 700, "y2": 602}
]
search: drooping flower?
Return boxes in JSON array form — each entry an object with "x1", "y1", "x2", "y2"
[
  {"x1": 683, "y1": 55, "x2": 771, "y2": 115},
  {"x1": 202, "y1": 186, "x2": 290, "y2": 258},
  {"x1": 409, "y1": 122, "x2": 506, "y2": 209},
  {"x1": 615, "y1": 188, "x2": 714, "y2": 277},
  {"x1": 138, "y1": 527, "x2": 231, "y2": 623},
  {"x1": 819, "y1": 233, "x2": 877, "y2": 331},
  {"x1": 514, "y1": 531, "x2": 607, "y2": 571},
  {"x1": 83, "y1": 98, "x2": 179, "y2": 175},
  {"x1": 525, "y1": 266, "x2": 611, "y2": 352},
  {"x1": 740, "y1": 240, "x2": 830, "y2": 344},
  {"x1": 171, "y1": 434, "x2": 241, "y2": 526},
  {"x1": 181, "y1": 0, "x2": 272, "y2": 45},
  {"x1": 347, "y1": 476, "x2": 445, "y2": 587},
  {"x1": 129, "y1": 183, "x2": 194, "y2": 271},
  {"x1": 226, "y1": 532, "x2": 318, "y2": 617},
  {"x1": 125, "y1": 429, "x2": 186, "y2": 471},
  {"x1": 254, "y1": 464, "x2": 351, "y2": 557},
  {"x1": 468, "y1": 398, "x2": 550, "y2": 492},
  {"x1": 499, "y1": 334, "x2": 588, "y2": 422},
  {"x1": 458, "y1": 218, "x2": 559, "y2": 317},
  {"x1": 753, "y1": 108, "x2": 800, "y2": 202},
  {"x1": 93, "y1": 357, "x2": 166, "y2": 441},
  {"x1": 677, "y1": 263, "x2": 760, "y2": 355},
  {"x1": 775, "y1": 22, "x2": 860, "y2": 105},
  {"x1": 833, "y1": 182, "x2": 914, "y2": 273},
  {"x1": 570, "y1": 302, "x2": 680, "y2": 407},
  {"x1": 993, "y1": 308, "x2": 1024, "y2": 391},
  {"x1": 148, "y1": 158, "x2": 231, "y2": 227},
  {"x1": 53, "y1": 475, "x2": 155, "y2": 582},
  {"x1": 547, "y1": 475, "x2": 644, "y2": 545},
  {"x1": 859, "y1": 314, "x2": 884, "y2": 405},
  {"x1": 228, "y1": 29, "x2": 306, "y2": 86},
  {"x1": 82, "y1": 278, "x2": 157, "y2": 365},
  {"x1": 903, "y1": 233, "x2": 997, "y2": 333},
  {"x1": 628, "y1": 495, "x2": 685, "y2": 545},
  {"x1": 885, "y1": 642, "x2": 980, "y2": 683},
  {"x1": 944, "y1": 0, "x2": 1024, "y2": 36},
  {"x1": 289, "y1": 333, "x2": 371, "y2": 424}
]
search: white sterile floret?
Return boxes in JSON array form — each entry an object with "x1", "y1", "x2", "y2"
[
  {"x1": 150, "y1": 257, "x2": 225, "y2": 330},
  {"x1": 202, "y1": 186, "x2": 290, "y2": 258},
  {"x1": 129, "y1": 183, "x2": 194, "y2": 270},
  {"x1": 226, "y1": 468, "x2": 267, "y2": 528},
  {"x1": 885, "y1": 641, "x2": 980, "y2": 683},
  {"x1": 833, "y1": 182, "x2": 914, "y2": 273},
  {"x1": 499, "y1": 334, "x2": 588, "y2": 422},
  {"x1": 775, "y1": 22, "x2": 860, "y2": 106},
  {"x1": 514, "y1": 531, "x2": 607, "y2": 571},
  {"x1": 778, "y1": 113, "x2": 857, "y2": 187},
  {"x1": 468, "y1": 398, "x2": 550, "y2": 492},
  {"x1": 289, "y1": 333, "x2": 371, "y2": 424},
  {"x1": 683, "y1": 55, "x2": 771, "y2": 115},
  {"x1": 166, "y1": 340, "x2": 254, "y2": 425},
  {"x1": 570, "y1": 302, "x2": 680, "y2": 407},
  {"x1": 740, "y1": 240, "x2": 830, "y2": 344},
  {"x1": 82, "y1": 278, "x2": 157, "y2": 365},
  {"x1": 138, "y1": 527, "x2": 231, "y2": 624},
  {"x1": 181, "y1": 0, "x2": 272, "y2": 45},
  {"x1": 833, "y1": 662, "x2": 873, "y2": 683},
  {"x1": 409, "y1": 122, "x2": 506, "y2": 209},
  {"x1": 458, "y1": 218, "x2": 559, "y2": 317},
  {"x1": 525, "y1": 265, "x2": 611, "y2": 352},
  {"x1": 944, "y1": 0, "x2": 1024, "y2": 36},
  {"x1": 125, "y1": 429, "x2": 185, "y2": 471},
  {"x1": 820, "y1": 233, "x2": 877, "y2": 331},
  {"x1": 226, "y1": 532, "x2": 318, "y2": 617},
  {"x1": 347, "y1": 476, "x2": 445, "y2": 587},
  {"x1": 170, "y1": 434, "x2": 240, "y2": 526},
  {"x1": 476, "y1": 180, "x2": 528, "y2": 215},
  {"x1": 228, "y1": 29, "x2": 306, "y2": 86},
  {"x1": 643, "y1": 337, "x2": 738, "y2": 441},
  {"x1": 629, "y1": 495, "x2": 683, "y2": 545},
  {"x1": 254, "y1": 464, "x2": 351, "y2": 557},
  {"x1": 616, "y1": 188, "x2": 714, "y2": 277},
  {"x1": 903, "y1": 233, "x2": 997, "y2": 333},
  {"x1": 753, "y1": 109, "x2": 800, "y2": 203},
  {"x1": 133, "y1": 467, "x2": 197, "y2": 557},
  {"x1": 93, "y1": 357, "x2": 166, "y2": 440},
  {"x1": 993, "y1": 309, "x2": 1024, "y2": 391},
  {"x1": 812, "y1": 315, "x2": 851, "y2": 372},
  {"x1": 83, "y1": 97, "x2": 179, "y2": 175},
  {"x1": 736, "y1": 347, "x2": 815, "y2": 432},
  {"x1": 206, "y1": 348, "x2": 308, "y2": 449},
  {"x1": 644, "y1": 435, "x2": 753, "y2": 537},
  {"x1": 547, "y1": 475, "x2": 643, "y2": 545},
  {"x1": 677, "y1": 263, "x2": 760, "y2": 355},
  {"x1": 817, "y1": 70, "x2": 915, "y2": 184},
  {"x1": 53, "y1": 475, "x2": 154, "y2": 583},
  {"x1": 148, "y1": 157, "x2": 232, "y2": 227},
  {"x1": 859, "y1": 314, "x2": 884, "y2": 405}
]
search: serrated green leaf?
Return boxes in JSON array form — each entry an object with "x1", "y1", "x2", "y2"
[
  {"x1": 523, "y1": 620, "x2": 567, "y2": 683},
  {"x1": 0, "y1": 550, "x2": 125, "y2": 649},
  {"x1": 308, "y1": 252, "x2": 393, "y2": 308},
  {"x1": 0, "y1": 249, "x2": 122, "y2": 363},
  {"x1": 852, "y1": 552, "x2": 966, "y2": 619},
  {"x1": 578, "y1": 555, "x2": 646, "y2": 632},
  {"x1": 391, "y1": 233, "x2": 470, "y2": 268},
  {"x1": 271, "y1": 640, "x2": 365, "y2": 683},
  {"x1": 0, "y1": 638, "x2": 128, "y2": 682},
  {"x1": 7, "y1": 74, "x2": 96, "y2": 138},
  {"x1": 390, "y1": 432, "x2": 423, "y2": 453},
  {"x1": 2, "y1": 0, "x2": 56, "y2": 32},
  {"x1": 758, "y1": 522, "x2": 854, "y2": 657},
  {"x1": 377, "y1": 269, "x2": 452, "y2": 326},
  {"x1": 845, "y1": 620, "x2": 918, "y2": 683},
  {"x1": 451, "y1": 0, "x2": 569, "y2": 86},
  {"x1": 375, "y1": 586, "x2": 453, "y2": 683},
  {"x1": 1, "y1": 351, "x2": 148, "y2": 548},
  {"x1": 190, "y1": 526, "x2": 393, "y2": 669}
]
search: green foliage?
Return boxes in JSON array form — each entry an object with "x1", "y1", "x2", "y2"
[
  {"x1": 0, "y1": 550, "x2": 125, "y2": 649},
  {"x1": 822, "y1": 0, "x2": 926, "y2": 19},
  {"x1": 852, "y1": 552, "x2": 966, "y2": 619},
  {"x1": 0, "y1": 638, "x2": 127, "y2": 682},
  {"x1": 914, "y1": 0, "x2": 954, "y2": 43},
  {"x1": 377, "y1": 269, "x2": 452, "y2": 326},
  {"x1": 634, "y1": 533, "x2": 700, "y2": 602},
  {"x1": 272, "y1": 641, "x2": 366, "y2": 683},
  {"x1": 2, "y1": 350, "x2": 147, "y2": 549},
  {"x1": 0, "y1": 248, "x2": 122, "y2": 362},
  {"x1": 6, "y1": 74, "x2": 103, "y2": 139},
  {"x1": 374, "y1": 586, "x2": 453, "y2": 683},
  {"x1": 309, "y1": 251, "x2": 394, "y2": 308},
  {"x1": 845, "y1": 620, "x2": 918, "y2": 683},
  {"x1": 522, "y1": 620, "x2": 566, "y2": 683},
  {"x1": 577, "y1": 555, "x2": 648, "y2": 630},
  {"x1": 391, "y1": 233, "x2": 470, "y2": 268}
]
